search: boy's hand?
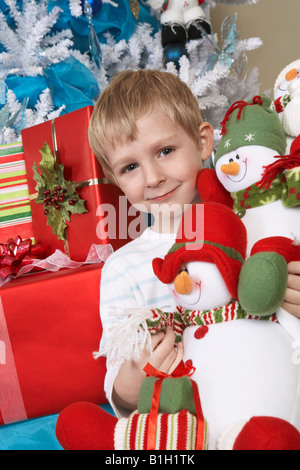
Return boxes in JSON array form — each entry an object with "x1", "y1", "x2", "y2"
[
  {"x1": 149, "y1": 327, "x2": 184, "y2": 375},
  {"x1": 282, "y1": 261, "x2": 300, "y2": 319},
  {"x1": 112, "y1": 327, "x2": 184, "y2": 411}
]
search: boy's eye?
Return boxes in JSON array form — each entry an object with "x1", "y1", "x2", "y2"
[
  {"x1": 122, "y1": 163, "x2": 138, "y2": 174},
  {"x1": 159, "y1": 147, "x2": 174, "y2": 157}
]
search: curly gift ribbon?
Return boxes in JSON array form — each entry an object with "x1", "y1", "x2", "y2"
[
  {"x1": 143, "y1": 361, "x2": 206, "y2": 450},
  {"x1": 0, "y1": 236, "x2": 44, "y2": 280}
]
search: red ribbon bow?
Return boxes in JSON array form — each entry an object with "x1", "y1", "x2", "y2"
[
  {"x1": 220, "y1": 95, "x2": 263, "y2": 135},
  {"x1": 143, "y1": 361, "x2": 206, "y2": 450},
  {"x1": 144, "y1": 360, "x2": 195, "y2": 379},
  {"x1": 0, "y1": 236, "x2": 44, "y2": 280}
]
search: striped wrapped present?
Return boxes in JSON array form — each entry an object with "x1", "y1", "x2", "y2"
[{"x1": 0, "y1": 142, "x2": 34, "y2": 243}]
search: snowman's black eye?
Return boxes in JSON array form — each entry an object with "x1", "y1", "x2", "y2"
[
  {"x1": 236, "y1": 155, "x2": 240, "y2": 160},
  {"x1": 178, "y1": 267, "x2": 188, "y2": 275},
  {"x1": 229, "y1": 158, "x2": 234, "y2": 163}
]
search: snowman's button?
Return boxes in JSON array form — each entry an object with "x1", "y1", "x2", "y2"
[{"x1": 194, "y1": 325, "x2": 209, "y2": 339}]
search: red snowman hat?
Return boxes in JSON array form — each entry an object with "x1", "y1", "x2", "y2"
[{"x1": 152, "y1": 202, "x2": 247, "y2": 300}]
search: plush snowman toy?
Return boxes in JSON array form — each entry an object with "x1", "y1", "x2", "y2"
[
  {"x1": 198, "y1": 94, "x2": 300, "y2": 258},
  {"x1": 55, "y1": 202, "x2": 300, "y2": 450},
  {"x1": 151, "y1": 202, "x2": 300, "y2": 450},
  {"x1": 273, "y1": 59, "x2": 300, "y2": 152}
]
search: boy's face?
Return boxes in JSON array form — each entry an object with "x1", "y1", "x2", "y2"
[{"x1": 106, "y1": 108, "x2": 212, "y2": 230}]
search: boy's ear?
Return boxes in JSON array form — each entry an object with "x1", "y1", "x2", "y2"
[{"x1": 198, "y1": 122, "x2": 214, "y2": 161}]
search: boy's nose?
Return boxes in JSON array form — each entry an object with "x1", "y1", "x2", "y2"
[
  {"x1": 174, "y1": 271, "x2": 193, "y2": 295},
  {"x1": 145, "y1": 164, "x2": 166, "y2": 187},
  {"x1": 220, "y1": 161, "x2": 240, "y2": 176}
]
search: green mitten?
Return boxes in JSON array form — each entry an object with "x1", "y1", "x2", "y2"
[{"x1": 238, "y1": 251, "x2": 288, "y2": 316}]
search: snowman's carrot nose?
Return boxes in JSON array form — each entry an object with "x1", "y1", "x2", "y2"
[
  {"x1": 174, "y1": 271, "x2": 193, "y2": 295},
  {"x1": 221, "y1": 161, "x2": 240, "y2": 176}
]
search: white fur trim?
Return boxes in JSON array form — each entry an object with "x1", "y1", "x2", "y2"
[
  {"x1": 114, "y1": 417, "x2": 128, "y2": 450},
  {"x1": 216, "y1": 420, "x2": 247, "y2": 450},
  {"x1": 161, "y1": 9, "x2": 184, "y2": 24},
  {"x1": 184, "y1": 6, "x2": 205, "y2": 24}
]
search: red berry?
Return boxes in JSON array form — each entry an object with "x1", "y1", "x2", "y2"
[
  {"x1": 68, "y1": 199, "x2": 74, "y2": 205},
  {"x1": 55, "y1": 204, "x2": 61, "y2": 210},
  {"x1": 44, "y1": 209, "x2": 49, "y2": 215},
  {"x1": 58, "y1": 196, "x2": 64, "y2": 202}
]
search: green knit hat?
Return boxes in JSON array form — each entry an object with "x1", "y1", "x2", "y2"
[{"x1": 214, "y1": 94, "x2": 287, "y2": 166}]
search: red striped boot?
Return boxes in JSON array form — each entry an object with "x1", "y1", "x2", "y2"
[{"x1": 55, "y1": 402, "x2": 208, "y2": 450}]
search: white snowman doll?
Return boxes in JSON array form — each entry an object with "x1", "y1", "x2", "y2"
[
  {"x1": 198, "y1": 94, "x2": 300, "y2": 257},
  {"x1": 55, "y1": 202, "x2": 300, "y2": 450},
  {"x1": 151, "y1": 202, "x2": 300, "y2": 449},
  {"x1": 273, "y1": 59, "x2": 300, "y2": 152}
]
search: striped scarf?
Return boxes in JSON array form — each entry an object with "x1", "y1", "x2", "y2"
[{"x1": 147, "y1": 301, "x2": 277, "y2": 342}]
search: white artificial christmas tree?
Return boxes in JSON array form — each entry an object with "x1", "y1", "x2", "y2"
[{"x1": 0, "y1": 0, "x2": 263, "y2": 146}]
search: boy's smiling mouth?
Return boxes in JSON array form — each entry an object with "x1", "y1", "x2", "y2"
[{"x1": 147, "y1": 186, "x2": 180, "y2": 201}]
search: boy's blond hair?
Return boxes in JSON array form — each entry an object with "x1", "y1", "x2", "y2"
[{"x1": 88, "y1": 69, "x2": 204, "y2": 182}]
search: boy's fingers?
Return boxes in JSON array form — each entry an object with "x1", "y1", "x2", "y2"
[
  {"x1": 151, "y1": 327, "x2": 177, "y2": 369},
  {"x1": 282, "y1": 300, "x2": 300, "y2": 319},
  {"x1": 159, "y1": 349, "x2": 178, "y2": 373},
  {"x1": 168, "y1": 342, "x2": 184, "y2": 374},
  {"x1": 287, "y1": 273, "x2": 300, "y2": 291},
  {"x1": 159, "y1": 342, "x2": 185, "y2": 374},
  {"x1": 151, "y1": 331, "x2": 165, "y2": 350},
  {"x1": 288, "y1": 261, "x2": 300, "y2": 276}
]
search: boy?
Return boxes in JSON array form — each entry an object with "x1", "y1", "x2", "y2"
[
  {"x1": 88, "y1": 69, "x2": 214, "y2": 415},
  {"x1": 56, "y1": 69, "x2": 300, "y2": 448}
]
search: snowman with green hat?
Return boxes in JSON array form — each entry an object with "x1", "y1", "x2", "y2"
[
  {"x1": 197, "y1": 95, "x2": 300, "y2": 308},
  {"x1": 196, "y1": 95, "x2": 300, "y2": 415}
]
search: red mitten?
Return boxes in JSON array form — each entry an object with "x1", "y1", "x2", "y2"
[
  {"x1": 56, "y1": 402, "x2": 117, "y2": 450},
  {"x1": 197, "y1": 169, "x2": 233, "y2": 208},
  {"x1": 233, "y1": 416, "x2": 300, "y2": 450}
]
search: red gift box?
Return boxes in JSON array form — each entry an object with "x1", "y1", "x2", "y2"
[
  {"x1": 0, "y1": 263, "x2": 107, "y2": 425},
  {"x1": 21, "y1": 107, "x2": 142, "y2": 261}
]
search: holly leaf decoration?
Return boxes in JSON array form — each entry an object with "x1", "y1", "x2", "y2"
[{"x1": 32, "y1": 142, "x2": 88, "y2": 242}]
